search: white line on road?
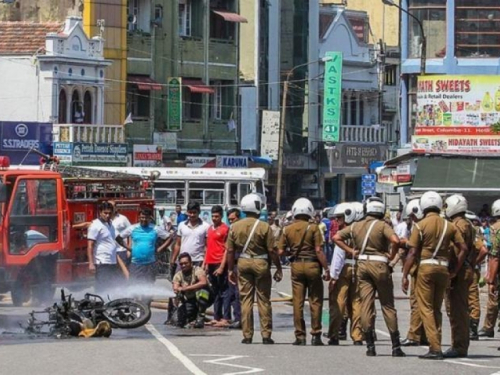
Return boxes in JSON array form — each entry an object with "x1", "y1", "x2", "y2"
[
  {"x1": 444, "y1": 360, "x2": 500, "y2": 370},
  {"x1": 190, "y1": 354, "x2": 264, "y2": 375},
  {"x1": 145, "y1": 323, "x2": 207, "y2": 375}
]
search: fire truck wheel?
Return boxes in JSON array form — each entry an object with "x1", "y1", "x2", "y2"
[{"x1": 11, "y1": 278, "x2": 31, "y2": 307}]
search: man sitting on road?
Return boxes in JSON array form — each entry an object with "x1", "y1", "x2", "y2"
[{"x1": 172, "y1": 252, "x2": 214, "y2": 328}]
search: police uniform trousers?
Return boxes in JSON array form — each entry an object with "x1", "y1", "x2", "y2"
[
  {"x1": 416, "y1": 264, "x2": 449, "y2": 353},
  {"x1": 237, "y1": 258, "x2": 272, "y2": 339},
  {"x1": 446, "y1": 265, "x2": 474, "y2": 355},
  {"x1": 357, "y1": 260, "x2": 399, "y2": 334},
  {"x1": 328, "y1": 264, "x2": 363, "y2": 341},
  {"x1": 482, "y1": 291, "x2": 499, "y2": 332},
  {"x1": 406, "y1": 271, "x2": 426, "y2": 343},
  {"x1": 468, "y1": 269, "x2": 481, "y2": 321},
  {"x1": 291, "y1": 260, "x2": 323, "y2": 339}
]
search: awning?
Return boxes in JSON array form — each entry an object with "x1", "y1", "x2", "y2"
[
  {"x1": 212, "y1": 10, "x2": 248, "y2": 23},
  {"x1": 128, "y1": 75, "x2": 162, "y2": 91},
  {"x1": 182, "y1": 79, "x2": 215, "y2": 94},
  {"x1": 412, "y1": 157, "x2": 500, "y2": 192}
]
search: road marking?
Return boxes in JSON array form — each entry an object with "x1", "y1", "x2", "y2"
[
  {"x1": 145, "y1": 324, "x2": 207, "y2": 375},
  {"x1": 444, "y1": 360, "x2": 500, "y2": 369},
  {"x1": 190, "y1": 354, "x2": 264, "y2": 375}
]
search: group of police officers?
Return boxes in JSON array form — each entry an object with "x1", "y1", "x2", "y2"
[{"x1": 225, "y1": 191, "x2": 500, "y2": 360}]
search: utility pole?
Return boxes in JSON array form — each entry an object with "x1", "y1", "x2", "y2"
[{"x1": 276, "y1": 78, "x2": 290, "y2": 211}]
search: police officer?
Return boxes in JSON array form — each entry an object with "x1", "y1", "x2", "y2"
[
  {"x1": 443, "y1": 195, "x2": 475, "y2": 358},
  {"x1": 327, "y1": 203, "x2": 363, "y2": 346},
  {"x1": 486, "y1": 200, "x2": 500, "y2": 350},
  {"x1": 278, "y1": 198, "x2": 330, "y2": 346},
  {"x1": 333, "y1": 197, "x2": 405, "y2": 357},
  {"x1": 402, "y1": 192, "x2": 467, "y2": 360},
  {"x1": 400, "y1": 199, "x2": 428, "y2": 347},
  {"x1": 226, "y1": 193, "x2": 283, "y2": 344}
]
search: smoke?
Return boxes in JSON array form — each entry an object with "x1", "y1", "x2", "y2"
[{"x1": 100, "y1": 284, "x2": 176, "y2": 301}]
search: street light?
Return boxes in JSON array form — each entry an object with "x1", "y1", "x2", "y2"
[
  {"x1": 382, "y1": 0, "x2": 426, "y2": 75},
  {"x1": 276, "y1": 56, "x2": 333, "y2": 211}
]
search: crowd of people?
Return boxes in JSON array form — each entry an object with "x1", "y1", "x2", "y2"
[{"x1": 85, "y1": 193, "x2": 500, "y2": 359}]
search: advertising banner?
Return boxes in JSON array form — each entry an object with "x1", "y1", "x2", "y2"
[
  {"x1": 133, "y1": 145, "x2": 162, "y2": 167},
  {"x1": 322, "y1": 51, "x2": 343, "y2": 142},
  {"x1": 412, "y1": 134, "x2": 500, "y2": 154},
  {"x1": 54, "y1": 143, "x2": 127, "y2": 166},
  {"x1": 0, "y1": 122, "x2": 53, "y2": 164},
  {"x1": 167, "y1": 77, "x2": 182, "y2": 131},
  {"x1": 186, "y1": 156, "x2": 216, "y2": 168},
  {"x1": 260, "y1": 110, "x2": 280, "y2": 160},
  {"x1": 53, "y1": 142, "x2": 73, "y2": 165},
  {"x1": 216, "y1": 156, "x2": 248, "y2": 168},
  {"x1": 416, "y1": 75, "x2": 500, "y2": 135}
]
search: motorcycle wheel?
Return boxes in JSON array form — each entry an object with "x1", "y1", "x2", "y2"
[{"x1": 103, "y1": 299, "x2": 151, "y2": 329}]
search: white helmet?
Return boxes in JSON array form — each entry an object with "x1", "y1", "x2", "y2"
[
  {"x1": 352, "y1": 202, "x2": 364, "y2": 221},
  {"x1": 420, "y1": 191, "x2": 442, "y2": 213},
  {"x1": 331, "y1": 203, "x2": 356, "y2": 224},
  {"x1": 365, "y1": 197, "x2": 385, "y2": 216},
  {"x1": 240, "y1": 193, "x2": 263, "y2": 214},
  {"x1": 445, "y1": 194, "x2": 467, "y2": 218},
  {"x1": 492, "y1": 199, "x2": 500, "y2": 217},
  {"x1": 465, "y1": 210, "x2": 479, "y2": 222},
  {"x1": 292, "y1": 198, "x2": 315, "y2": 218},
  {"x1": 405, "y1": 199, "x2": 423, "y2": 220}
]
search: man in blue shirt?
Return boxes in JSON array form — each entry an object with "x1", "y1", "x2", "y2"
[
  {"x1": 117, "y1": 209, "x2": 171, "y2": 290},
  {"x1": 176, "y1": 205, "x2": 188, "y2": 226}
]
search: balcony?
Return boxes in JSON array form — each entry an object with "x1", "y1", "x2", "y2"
[
  {"x1": 127, "y1": 32, "x2": 152, "y2": 75},
  {"x1": 340, "y1": 125, "x2": 387, "y2": 144},
  {"x1": 53, "y1": 124, "x2": 125, "y2": 143},
  {"x1": 383, "y1": 86, "x2": 398, "y2": 113}
]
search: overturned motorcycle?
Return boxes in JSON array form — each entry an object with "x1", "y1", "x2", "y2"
[{"x1": 25, "y1": 290, "x2": 151, "y2": 338}]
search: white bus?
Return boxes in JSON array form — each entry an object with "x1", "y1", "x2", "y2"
[{"x1": 86, "y1": 167, "x2": 268, "y2": 224}]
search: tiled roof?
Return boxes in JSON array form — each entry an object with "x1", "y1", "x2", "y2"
[{"x1": 0, "y1": 22, "x2": 63, "y2": 55}]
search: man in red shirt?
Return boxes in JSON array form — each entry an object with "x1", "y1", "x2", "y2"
[{"x1": 203, "y1": 205, "x2": 230, "y2": 326}]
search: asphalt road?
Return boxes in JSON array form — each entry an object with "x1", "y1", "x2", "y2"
[{"x1": 1, "y1": 269, "x2": 500, "y2": 375}]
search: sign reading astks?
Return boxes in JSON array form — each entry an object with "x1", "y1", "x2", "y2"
[{"x1": 414, "y1": 75, "x2": 500, "y2": 154}]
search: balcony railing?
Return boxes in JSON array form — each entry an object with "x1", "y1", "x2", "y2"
[
  {"x1": 340, "y1": 125, "x2": 387, "y2": 143},
  {"x1": 53, "y1": 124, "x2": 125, "y2": 144}
]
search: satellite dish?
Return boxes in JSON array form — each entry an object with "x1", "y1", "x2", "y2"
[{"x1": 127, "y1": 15, "x2": 137, "y2": 24}]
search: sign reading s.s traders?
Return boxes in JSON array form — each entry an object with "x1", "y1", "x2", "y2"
[
  {"x1": 322, "y1": 51, "x2": 342, "y2": 143},
  {"x1": 167, "y1": 77, "x2": 182, "y2": 131}
]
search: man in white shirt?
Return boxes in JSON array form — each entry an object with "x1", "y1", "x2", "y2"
[
  {"x1": 87, "y1": 201, "x2": 120, "y2": 294},
  {"x1": 170, "y1": 201, "x2": 210, "y2": 270},
  {"x1": 110, "y1": 201, "x2": 132, "y2": 265},
  {"x1": 159, "y1": 208, "x2": 173, "y2": 232}
]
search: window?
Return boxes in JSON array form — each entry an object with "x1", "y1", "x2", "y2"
[
  {"x1": 408, "y1": 0, "x2": 446, "y2": 58},
  {"x1": 154, "y1": 182, "x2": 185, "y2": 204},
  {"x1": 455, "y1": 0, "x2": 500, "y2": 58},
  {"x1": 128, "y1": 0, "x2": 139, "y2": 31},
  {"x1": 9, "y1": 179, "x2": 58, "y2": 255},
  {"x1": 183, "y1": 88, "x2": 202, "y2": 120},
  {"x1": 347, "y1": 15, "x2": 369, "y2": 44},
  {"x1": 179, "y1": 0, "x2": 192, "y2": 36},
  {"x1": 58, "y1": 89, "x2": 67, "y2": 124},
  {"x1": 127, "y1": 86, "x2": 150, "y2": 119},
  {"x1": 212, "y1": 81, "x2": 222, "y2": 120},
  {"x1": 154, "y1": 4, "x2": 163, "y2": 26},
  {"x1": 71, "y1": 90, "x2": 83, "y2": 124},
  {"x1": 188, "y1": 182, "x2": 225, "y2": 205},
  {"x1": 210, "y1": 10, "x2": 235, "y2": 40},
  {"x1": 229, "y1": 183, "x2": 251, "y2": 205},
  {"x1": 127, "y1": 0, "x2": 151, "y2": 33},
  {"x1": 385, "y1": 65, "x2": 398, "y2": 86}
]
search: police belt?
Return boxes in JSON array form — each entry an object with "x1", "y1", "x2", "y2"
[
  {"x1": 420, "y1": 259, "x2": 449, "y2": 267},
  {"x1": 358, "y1": 254, "x2": 388, "y2": 263},
  {"x1": 344, "y1": 259, "x2": 356, "y2": 265},
  {"x1": 291, "y1": 257, "x2": 319, "y2": 263},
  {"x1": 239, "y1": 253, "x2": 269, "y2": 260}
]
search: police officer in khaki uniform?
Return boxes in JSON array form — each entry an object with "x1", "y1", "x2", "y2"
[
  {"x1": 485, "y1": 200, "x2": 500, "y2": 350},
  {"x1": 333, "y1": 197, "x2": 405, "y2": 357},
  {"x1": 402, "y1": 191, "x2": 467, "y2": 360},
  {"x1": 226, "y1": 193, "x2": 283, "y2": 344},
  {"x1": 278, "y1": 198, "x2": 330, "y2": 346},
  {"x1": 443, "y1": 195, "x2": 474, "y2": 358},
  {"x1": 400, "y1": 199, "x2": 428, "y2": 347},
  {"x1": 327, "y1": 202, "x2": 363, "y2": 346}
]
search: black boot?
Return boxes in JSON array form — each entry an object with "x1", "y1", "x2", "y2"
[
  {"x1": 390, "y1": 331, "x2": 406, "y2": 357},
  {"x1": 470, "y1": 319, "x2": 479, "y2": 341},
  {"x1": 311, "y1": 334, "x2": 324, "y2": 346},
  {"x1": 364, "y1": 330, "x2": 376, "y2": 357},
  {"x1": 338, "y1": 318, "x2": 348, "y2": 340},
  {"x1": 478, "y1": 328, "x2": 494, "y2": 338}
]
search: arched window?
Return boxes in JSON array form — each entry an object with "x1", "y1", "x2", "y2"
[
  {"x1": 71, "y1": 90, "x2": 83, "y2": 124},
  {"x1": 83, "y1": 91, "x2": 92, "y2": 124},
  {"x1": 58, "y1": 89, "x2": 67, "y2": 124}
]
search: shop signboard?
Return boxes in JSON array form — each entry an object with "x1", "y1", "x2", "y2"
[
  {"x1": 0, "y1": 122, "x2": 53, "y2": 164},
  {"x1": 133, "y1": 145, "x2": 162, "y2": 167},
  {"x1": 322, "y1": 51, "x2": 342, "y2": 142}
]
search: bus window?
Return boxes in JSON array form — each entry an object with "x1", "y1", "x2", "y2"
[
  {"x1": 155, "y1": 182, "x2": 185, "y2": 204},
  {"x1": 154, "y1": 189, "x2": 177, "y2": 204},
  {"x1": 189, "y1": 182, "x2": 224, "y2": 205},
  {"x1": 230, "y1": 183, "x2": 238, "y2": 205},
  {"x1": 256, "y1": 179, "x2": 265, "y2": 195},
  {"x1": 240, "y1": 183, "x2": 251, "y2": 198}
]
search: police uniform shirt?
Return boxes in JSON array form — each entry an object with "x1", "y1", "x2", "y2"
[
  {"x1": 407, "y1": 212, "x2": 464, "y2": 262},
  {"x1": 226, "y1": 217, "x2": 274, "y2": 256},
  {"x1": 489, "y1": 221, "x2": 500, "y2": 258},
  {"x1": 278, "y1": 220, "x2": 322, "y2": 259},
  {"x1": 337, "y1": 216, "x2": 395, "y2": 257}
]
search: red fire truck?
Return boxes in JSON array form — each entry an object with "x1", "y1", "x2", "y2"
[{"x1": 0, "y1": 156, "x2": 154, "y2": 306}]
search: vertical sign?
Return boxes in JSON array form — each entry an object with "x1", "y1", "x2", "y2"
[
  {"x1": 167, "y1": 77, "x2": 182, "y2": 131},
  {"x1": 322, "y1": 51, "x2": 342, "y2": 142},
  {"x1": 260, "y1": 110, "x2": 280, "y2": 160}
]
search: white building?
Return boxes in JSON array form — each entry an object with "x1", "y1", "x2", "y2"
[{"x1": 0, "y1": 16, "x2": 111, "y2": 126}]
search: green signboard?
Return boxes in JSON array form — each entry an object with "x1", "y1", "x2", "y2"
[
  {"x1": 322, "y1": 51, "x2": 343, "y2": 142},
  {"x1": 167, "y1": 77, "x2": 182, "y2": 131}
]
